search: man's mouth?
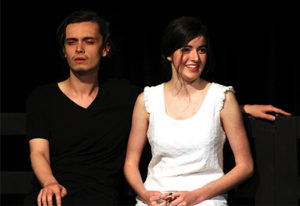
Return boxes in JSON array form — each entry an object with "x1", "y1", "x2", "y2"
[{"x1": 74, "y1": 57, "x2": 86, "y2": 63}]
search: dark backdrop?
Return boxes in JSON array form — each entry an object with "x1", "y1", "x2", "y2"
[{"x1": 1, "y1": 0, "x2": 299, "y2": 115}]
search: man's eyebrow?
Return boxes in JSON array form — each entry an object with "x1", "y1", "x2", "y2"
[
  {"x1": 65, "y1": 37, "x2": 77, "y2": 41},
  {"x1": 83, "y1": 37, "x2": 97, "y2": 41},
  {"x1": 65, "y1": 37, "x2": 97, "y2": 41}
]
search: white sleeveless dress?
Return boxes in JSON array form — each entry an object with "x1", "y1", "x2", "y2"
[{"x1": 136, "y1": 82, "x2": 235, "y2": 206}]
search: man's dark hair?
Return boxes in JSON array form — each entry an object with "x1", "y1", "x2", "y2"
[{"x1": 56, "y1": 10, "x2": 113, "y2": 56}]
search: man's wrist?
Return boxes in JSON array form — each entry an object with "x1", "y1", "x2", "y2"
[{"x1": 42, "y1": 176, "x2": 58, "y2": 187}]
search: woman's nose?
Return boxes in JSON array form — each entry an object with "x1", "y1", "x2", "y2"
[{"x1": 190, "y1": 50, "x2": 199, "y2": 61}]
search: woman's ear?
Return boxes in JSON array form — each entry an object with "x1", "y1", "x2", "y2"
[{"x1": 167, "y1": 56, "x2": 172, "y2": 61}]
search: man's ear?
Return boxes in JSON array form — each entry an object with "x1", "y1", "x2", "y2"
[
  {"x1": 63, "y1": 48, "x2": 67, "y2": 58},
  {"x1": 102, "y1": 43, "x2": 111, "y2": 57}
]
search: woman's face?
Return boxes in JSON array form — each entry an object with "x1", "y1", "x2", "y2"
[{"x1": 168, "y1": 35, "x2": 207, "y2": 83}]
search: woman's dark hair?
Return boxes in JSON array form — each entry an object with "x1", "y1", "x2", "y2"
[
  {"x1": 160, "y1": 16, "x2": 214, "y2": 80},
  {"x1": 56, "y1": 10, "x2": 113, "y2": 57}
]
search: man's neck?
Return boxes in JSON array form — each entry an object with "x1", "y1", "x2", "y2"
[
  {"x1": 67, "y1": 69, "x2": 99, "y2": 96},
  {"x1": 68, "y1": 77, "x2": 98, "y2": 96},
  {"x1": 58, "y1": 76, "x2": 99, "y2": 109}
]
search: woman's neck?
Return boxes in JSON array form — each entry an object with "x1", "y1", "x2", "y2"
[{"x1": 166, "y1": 77, "x2": 207, "y2": 97}]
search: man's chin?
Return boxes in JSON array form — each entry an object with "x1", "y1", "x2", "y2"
[{"x1": 70, "y1": 67, "x2": 98, "y2": 76}]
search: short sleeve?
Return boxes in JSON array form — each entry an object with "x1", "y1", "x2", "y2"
[{"x1": 26, "y1": 87, "x2": 51, "y2": 141}]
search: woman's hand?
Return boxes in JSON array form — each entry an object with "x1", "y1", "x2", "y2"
[
  {"x1": 37, "y1": 182, "x2": 67, "y2": 206},
  {"x1": 163, "y1": 191, "x2": 199, "y2": 206},
  {"x1": 141, "y1": 190, "x2": 167, "y2": 206}
]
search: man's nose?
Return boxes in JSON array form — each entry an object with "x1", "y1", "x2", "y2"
[{"x1": 76, "y1": 43, "x2": 85, "y2": 53}]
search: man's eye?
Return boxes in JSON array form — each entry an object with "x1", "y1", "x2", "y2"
[
  {"x1": 66, "y1": 41, "x2": 76, "y2": 45},
  {"x1": 86, "y1": 40, "x2": 95, "y2": 44}
]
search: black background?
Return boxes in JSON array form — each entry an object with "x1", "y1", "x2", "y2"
[
  {"x1": 1, "y1": 0, "x2": 299, "y2": 115},
  {"x1": 1, "y1": 1, "x2": 300, "y2": 205}
]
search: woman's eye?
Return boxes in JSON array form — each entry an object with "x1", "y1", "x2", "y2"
[
  {"x1": 198, "y1": 47, "x2": 207, "y2": 54},
  {"x1": 181, "y1": 47, "x2": 190, "y2": 53}
]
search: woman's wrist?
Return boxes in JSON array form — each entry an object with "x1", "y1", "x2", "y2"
[
  {"x1": 139, "y1": 189, "x2": 149, "y2": 200},
  {"x1": 193, "y1": 186, "x2": 212, "y2": 204}
]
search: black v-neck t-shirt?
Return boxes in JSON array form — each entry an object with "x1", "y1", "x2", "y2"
[{"x1": 26, "y1": 78, "x2": 141, "y2": 205}]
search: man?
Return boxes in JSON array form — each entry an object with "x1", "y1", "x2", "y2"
[
  {"x1": 25, "y1": 10, "x2": 140, "y2": 206},
  {"x1": 24, "y1": 9, "x2": 291, "y2": 206}
]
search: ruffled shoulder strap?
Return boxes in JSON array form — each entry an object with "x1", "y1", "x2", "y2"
[
  {"x1": 144, "y1": 86, "x2": 152, "y2": 113},
  {"x1": 211, "y1": 83, "x2": 235, "y2": 112},
  {"x1": 143, "y1": 84, "x2": 163, "y2": 113}
]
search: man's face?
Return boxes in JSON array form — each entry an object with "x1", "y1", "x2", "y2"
[{"x1": 63, "y1": 21, "x2": 109, "y2": 74}]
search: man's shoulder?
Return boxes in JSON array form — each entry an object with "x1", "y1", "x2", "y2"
[
  {"x1": 101, "y1": 78, "x2": 142, "y2": 105},
  {"x1": 27, "y1": 82, "x2": 58, "y2": 102},
  {"x1": 103, "y1": 77, "x2": 133, "y2": 86},
  {"x1": 102, "y1": 78, "x2": 141, "y2": 93}
]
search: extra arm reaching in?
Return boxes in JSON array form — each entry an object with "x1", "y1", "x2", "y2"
[{"x1": 240, "y1": 104, "x2": 291, "y2": 121}]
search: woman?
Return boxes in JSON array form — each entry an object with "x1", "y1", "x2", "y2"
[{"x1": 124, "y1": 16, "x2": 253, "y2": 206}]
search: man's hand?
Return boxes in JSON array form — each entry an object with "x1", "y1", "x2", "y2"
[
  {"x1": 241, "y1": 104, "x2": 291, "y2": 121},
  {"x1": 37, "y1": 182, "x2": 67, "y2": 206}
]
